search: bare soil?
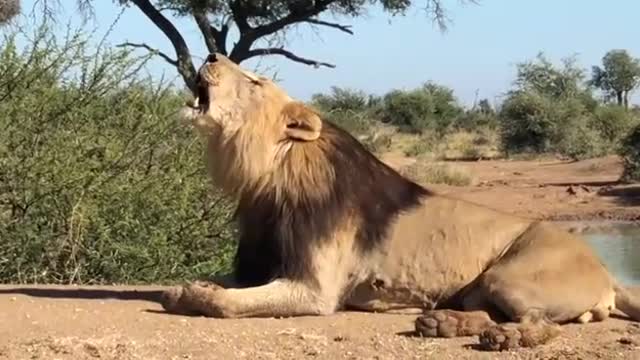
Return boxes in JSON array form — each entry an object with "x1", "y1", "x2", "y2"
[
  {"x1": 413, "y1": 155, "x2": 640, "y2": 222},
  {"x1": 2, "y1": 155, "x2": 640, "y2": 360}
]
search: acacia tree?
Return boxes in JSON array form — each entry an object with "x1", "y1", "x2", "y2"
[
  {"x1": 0, "y1": 0, "x2": 20, "y2": 24},
  {"x1": 92, "y1": 0, "x2": 475, "y2": 93},
  {"x1": 513, "y1": 52, "x2": 587, "y2": 99},
  {"x1": 590, "y1": 49, "x2": 640, "y2": 109}
]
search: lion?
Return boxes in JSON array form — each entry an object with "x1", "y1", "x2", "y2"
[{"x1": 162, "y1": 53, "x2": 640, "y2": 351}]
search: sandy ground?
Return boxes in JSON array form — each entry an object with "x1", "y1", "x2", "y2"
[
  {"x1": 2, "y1": 155, "x2": 640, "y2": 360},
  {"x1": 419, "y1": 155, "x2": 640, "y2": 221},
  {"x1": 1, "y1": 285, "x2": 640, "y2": 360}
]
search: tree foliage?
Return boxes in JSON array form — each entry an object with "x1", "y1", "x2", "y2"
[
  {"x1": 592, "y1": 104, "x2": 637, "y2": 143},
  {"x1": 499, "y1": 53, "x2": 609, "y2": 160},
  {"x1": 379, "y1": 82, "x2": 462, "y2": 133},
  {"x1": 311, "y1": 86, "x2": 371, "y2": 113},
  {"x1": 590, "y1": 49, "x2": 640, "y2": 109},
  {"x1": 95, "y1": 0, "x2": 475, "y2": 93},
  {"x1": 0, "y1": 23, "x2": 236, "y2": 284},
  {"x1": 0, "y1": 0, "x2": 20, "y2": 24},
  {"x1": 620, "y1": 123, "x2": 640, "y2": 182},
  {"x1": 309, "y1": 86, "x2": 377, "y2": 134},
  {"x1": 514, "y1": 52, "x2": 587, "y2": 99}
]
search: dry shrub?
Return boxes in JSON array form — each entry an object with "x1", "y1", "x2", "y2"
[{"x1": 399, "y1": 161, "x2": 473, "y2": 186}]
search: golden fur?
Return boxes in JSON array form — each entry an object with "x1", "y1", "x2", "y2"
[{"x1": 163, "y1": 53, "x2": 640, "y2": 352}]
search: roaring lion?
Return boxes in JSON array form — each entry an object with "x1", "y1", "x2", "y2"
[{"x1": 163, "y1": 53, "x2": 640, "y2": 351}]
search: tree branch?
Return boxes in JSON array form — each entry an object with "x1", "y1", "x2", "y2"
[
  {"x1": 425, "y1": 0, "x2": 449, "y2": 31},
  {"x1": 192, "y1": 12, "x2": 231, "y2": 55},
  {"x1": 215, "y1": 21, "x2": 230, "y2": 55},
  {"x1": 243, "y1": 48, "x2": 335, "y2": 68},
  {"x1": 157, "y1": 5, "x2": 182, "y2": 13},
  {"x1": 116, "y1": 42, "x2": 177, "y2": 66},
  {"x1": 304, "y1": 18, "x2": 353, "y2": 35},
  {"x1": 193, "y1": 12, "x2": 218, "y2": 53},
  {"x1": 425, "y1": 0, "x2": 479, "y2": 32},
  {"x1": 130, "y1": 0, "x2": 197, "y2": 92},
  {"x1": 214, "y1": 16, "x2": 233, "y2": 55},
  {"x1": 229, "y1": 0, "x2": 250, "y2": 32},
  {"x1": 228, "y1": 0, "x2": 335, "y2": 61},
  {"x1": 251, "y1": 0, "x2": 334, "y2": 39}
]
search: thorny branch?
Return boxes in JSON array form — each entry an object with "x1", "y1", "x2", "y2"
[
  {"x1": 116, "y1": 42, "x2": 178, "y2": 66},
  {"x1": 304, "y1": 18, "x2": 353, "y2": 35},
  {"x1": 245, "y1": 47, "x2": 335, "y2": 68}
]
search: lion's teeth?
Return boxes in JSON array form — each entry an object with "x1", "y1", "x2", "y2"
[{"x1": 185, "y1": 97, "x2": 199, "y2": 110}]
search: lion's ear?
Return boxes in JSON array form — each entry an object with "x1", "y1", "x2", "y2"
[{"x1": 282, "y1": 102, "x2": 322, "y2": 141}]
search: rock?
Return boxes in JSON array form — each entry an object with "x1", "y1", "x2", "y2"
[{"x1": 617, "y1": 337, "x2": 639, "y2": 346}]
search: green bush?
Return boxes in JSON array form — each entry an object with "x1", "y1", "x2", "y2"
[
  {"x1": 422, "y1": 82, "x2": 464, "y2": 123},
  {"x1": 592, "y1": 105, "x2": 638, "y2": 143},
  {"x1": 555, "y1": 121, "x2": 607, "y2": 161},
  {"x1": 321, "y1": 109, "x2": 372, "y2": 135},
  {"x1": 453, "y1": 110, "x2": 499, "y2": 131},
  {"x1": 311, "y1": 86, "x2": 370, "y2": 113},
  {"x1": 548, "y1": 98, "x2": 609, "y2": 160},
  {"x1": 499, "y1": 90, "x2": 608, "y2": 160},
  {"x1": 0, "y1": 24, "x2": 236, "y2": 284},
  {"x1": 379, "y1": 83, "x2": 462, "y2": 134},
  {"x1": 619, "y1": 124, "x2": 640, "y2": 182},
  {"x1": 310, "y1": 87, "x2": 382, "y2": 137},
  {"x1": 498, "y1": 52, "x2": 617, "y2": 160},
  {"x1": 499, "y1": 91, "x2": 554, "y2": 153},
  {"x1": 380, "y1": 88, "x2": 434, "y2": 133}
]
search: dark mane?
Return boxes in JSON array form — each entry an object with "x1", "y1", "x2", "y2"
[{"x1": 233, "y1": 118, "x2": 431, "y2": 288}]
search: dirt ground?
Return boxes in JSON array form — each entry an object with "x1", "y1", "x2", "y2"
[
  {"x1": 419, "y1": 155, "x2": 640, "y2": 222},
  {"x1": 2, "y1": 155, "x2": 640, "y2": 360}
]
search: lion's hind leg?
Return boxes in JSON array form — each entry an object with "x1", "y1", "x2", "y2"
[
  {"x1": 414, "y1": 299, "x2": 563, "y2": 351},
  {"x1": 448, "y1": 223, "x2": 616, "y2": 351}
]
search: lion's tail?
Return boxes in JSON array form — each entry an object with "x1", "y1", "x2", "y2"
[{"x1": 614, "y1": 283, "x2": 640, "y2": 322}]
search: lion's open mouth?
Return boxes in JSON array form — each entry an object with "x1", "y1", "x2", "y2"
[
  {"x1": 197, "y1": 82, "x2": 210, "y2": 114},
  {"x1": 188, "y1": 75, "x2": 210, "y2": 114}
]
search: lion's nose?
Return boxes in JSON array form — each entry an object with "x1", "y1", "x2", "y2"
[{"x1": 206, "y1": 53, "x2": 217, "y2": 63}]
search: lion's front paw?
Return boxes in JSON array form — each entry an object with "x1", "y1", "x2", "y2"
[
  {"x1": 160, "y1": 286, "x2": 185, "y2": 313},
  {"x1": 180, "y1": 282, "x2": 230, "y2": 318},
  {"x1": 160, "y1": 281, "x2": 226, "y2": 317}
]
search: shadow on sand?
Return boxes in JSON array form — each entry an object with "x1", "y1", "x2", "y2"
[
  {"x1": 597, "y1": 184, "x2": 640, "y2": 207},
  {"x1": 0, "y1": 287, "x2": 164, "y2": 303},
  {"x1": 0, "y1": 286, "x2": 214, "y2": 317}
]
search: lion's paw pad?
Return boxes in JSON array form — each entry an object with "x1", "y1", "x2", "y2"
[
  {"x1": 479, "y1": 325, "x2": 523, "y2": 351},
  {"x1": 415, "y1": 310, "x2": 465, "y2": 337}
]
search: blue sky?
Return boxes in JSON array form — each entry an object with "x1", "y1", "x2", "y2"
[{"x1": 14, "y1": 0, "x2": 640, "y2": 107}]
